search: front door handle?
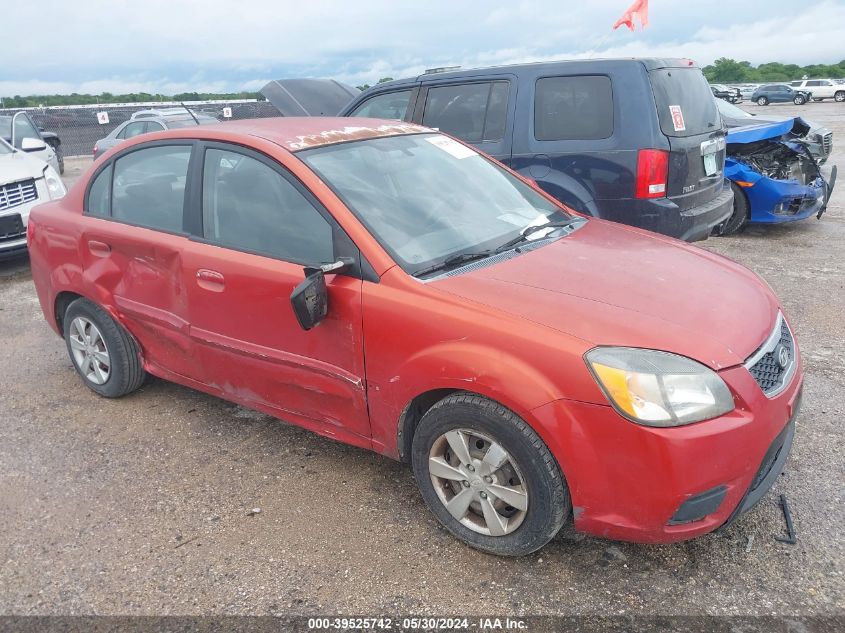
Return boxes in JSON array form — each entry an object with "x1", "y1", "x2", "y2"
[
  {"x1": 87, "y1": 240, "x2": 111, "y2": 256},
  {"x1": 196, "y1": 269, "x2": 225, "y2": 292}
]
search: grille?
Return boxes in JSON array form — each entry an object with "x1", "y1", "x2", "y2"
[
  {"x1": 746, "y1": 316, "x2": 795, "y2": 397},
  {"x1": 0, "y1": 214, "x2": 25, "y2": 242},
  {"x1": 0, "y1": 179, "x2": 38, "y2": 212}
]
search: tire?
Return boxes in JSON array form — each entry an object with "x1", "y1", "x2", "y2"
[
  {"x1": 714, "y1": 183, "x2": 750, "y2": 236},
  {"x1": 411, "y1": 392, "x2": 570, "y2": 556},
  {"x1": 63, "y1": 298, "x2": 146, "y2": 398},
  {"x1": 793, "y1": 95, "x2": 806, "y2": 105},
  {"x1": 757, "y1": 97, "x2": 769, "y2": 106},
  {"x1": 835, "y1": 91, "x2": 845, "y2": 103},
  {"x1": 55, "y1": 144, "x2": 64, "y2": 175}
]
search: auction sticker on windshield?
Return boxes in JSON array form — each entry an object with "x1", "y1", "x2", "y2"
[
  {"x1": 425, "y1": 135, "x2": 477, "y2": 159},
  {"x1": 669, "y1": 105, "x2": 686, "y2": 132}
]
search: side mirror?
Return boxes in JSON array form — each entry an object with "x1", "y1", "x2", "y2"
[
  {"x1": 290, "y1": 258, "x2": 353, "y2": 331},
  {"x1": 21, "y1": 137, "x2": 47, "y2": 152}
]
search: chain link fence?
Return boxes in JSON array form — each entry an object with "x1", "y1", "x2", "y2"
[{"x1": 0, "y1": 100, "x2": 280, "y2": 158}]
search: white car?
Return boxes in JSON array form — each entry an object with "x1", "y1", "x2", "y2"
[
  {"x1": 0, "y1": 112, "x2": 61, "y2": 174},
  {"x1": 0, "y1": 137, "x2": 66, "y2": 258},
  {"x1": 788, "y1": 79, "x2": 845, "y2": 102}
]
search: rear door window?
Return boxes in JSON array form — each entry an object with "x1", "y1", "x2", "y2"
[
  {"x1": 111, "y1": 145, "x2": 191, "y2": 233},
  {"x1": 421, "y1": 82, "x2": 509, "y2": 143},
  {"x1": 118, "y1": 122, "x2": 147, "y2": 140},
  {"x1": 534, "y1": 75, "x2": 613, "y2": 141},
  {"x1": 649, "y1": 68, "x2": 720, "y2": 137},
  {"x1": 349, "y1": 90, "x2": 413, "y2": 120}
]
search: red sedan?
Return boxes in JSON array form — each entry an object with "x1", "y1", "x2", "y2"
[{"x1": 27, "y1": 118, "x2": 802, "y2": 555}]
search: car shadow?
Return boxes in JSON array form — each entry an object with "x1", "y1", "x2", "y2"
[{"x1": 0, "y1": 253, "x2": 31, "y2": 278}]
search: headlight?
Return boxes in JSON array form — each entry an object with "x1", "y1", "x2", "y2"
[
  {"x1": 585, "y1": 347, "x2": 734, "y2": 427},
  {"x1": 43, "y1": 166, "x2": 66, "y2": 200}
]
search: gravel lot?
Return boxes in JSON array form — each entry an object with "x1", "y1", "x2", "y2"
[{"x1": 1, "y1": 103, "x2": 843, "y2": 617}]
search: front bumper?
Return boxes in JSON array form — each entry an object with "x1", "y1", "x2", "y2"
[
  {"x1": 745, "y1": 166, "x2": 836, "y2": 224},
  {"x1": 0, "y1": 190, "x2": 44, "y2": 259},
  {"x1": 531, "y1": 353, "x2": 803, "y2": 543}
]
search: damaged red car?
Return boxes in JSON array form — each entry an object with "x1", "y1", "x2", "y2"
[{"x1": 27, "y1": 118, "x2": 803, "y2": 555}]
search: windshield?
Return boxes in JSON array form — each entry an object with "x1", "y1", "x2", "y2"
[
  {"x1": 715, "y1": 99, "x2": 753, "y2": 119},
  {"x1": 0, "y1": 116, "x2": 11, "y2": 140},
  {"x1": 165, "y1": 117, "x2": 202, "y2": 128},
  {"x1": 298, "y1": 133, "x2": 572, "y2": 276}
]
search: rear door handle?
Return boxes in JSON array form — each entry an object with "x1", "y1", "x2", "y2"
[
  {"x1": 196, "y1": 269, "x2": 225, "y2": 292},
  {"x1": 87, "y1": 240, "x2": 111, "y2": 256}
]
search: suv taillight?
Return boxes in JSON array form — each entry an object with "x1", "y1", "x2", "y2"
[
  {"x1": 93, "y1": 144, "x2": 98, "y2": 156},
  {"x1": 635, "y1": 149, "x2": 669, "y2": 199}
]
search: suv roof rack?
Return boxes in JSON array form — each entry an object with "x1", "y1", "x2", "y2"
[{"x1": 423, "y1": 66, "x2": 461, "y2": 75}]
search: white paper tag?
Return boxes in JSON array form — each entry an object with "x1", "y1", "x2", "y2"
[
  {"x1": 425, "y1": 135, "x2": 477, "y2": 159},
  {"x1": 222, "y1": 107, "x2": 233, "y2": 119},
  {"x1": 669, "y1": 105, "x2": 686, "y2": 132},
  {"x1": 96, "y1": 111, "x2": 110, "y2": 125}
]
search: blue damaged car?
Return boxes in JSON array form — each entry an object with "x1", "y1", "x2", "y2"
[{"x1": 716, "y1": 117, "x2": 837, "y2": 235}]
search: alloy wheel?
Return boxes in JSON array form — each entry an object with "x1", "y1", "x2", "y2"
[
  {"x1": 428, "y1": 429, "x2": 529, "y2": 536},
  {"x1": 68, "y1": 316, "x2": 111, "y2": 385}
]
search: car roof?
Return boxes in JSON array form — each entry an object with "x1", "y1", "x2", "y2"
[
  {"x1": 360, "y1": 57, "x2": 698, "y2": 93},
  {"x1": 150, "y1": 117, "x2": 430, "y2": 152}
]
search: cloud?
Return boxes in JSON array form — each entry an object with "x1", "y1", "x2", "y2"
[{"x1": 3, "y1": 0, "x2": 844, "y2": 96}]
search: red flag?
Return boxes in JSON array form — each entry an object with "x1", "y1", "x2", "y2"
[{"x1": 613, "y1": 0, "x2": 649, "y2": 31}]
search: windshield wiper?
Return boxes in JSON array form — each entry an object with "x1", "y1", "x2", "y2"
[
  {"x1": 494, "y1": 219, "x2": 580, "y2": 254},
  {"x1": 412, "y1": 250, "x2": 494, "y2": 278}
]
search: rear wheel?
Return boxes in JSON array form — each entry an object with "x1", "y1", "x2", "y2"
[
  {"x1": 793, "y1": 94, "x2": 806, "y2": 105},
  {"x1": 756, "y1": 96, "x2": 769, "y2": 106},
  {"x1": 714, "y1": 182, "x2": 750, "y2": 236},
  {"x1": 835, "y1": 91, "x2": 845, "y2": 103},
  {"x1": 63, "y1": 298, "x2": 146, "y2": 398},
  {"x1": 411, "y1": 392, "x2": 570, "y2": 556}
]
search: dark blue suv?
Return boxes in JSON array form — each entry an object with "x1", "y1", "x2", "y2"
[{"x1": 263, "y1": 59, "x2": 734, "y2": 241}]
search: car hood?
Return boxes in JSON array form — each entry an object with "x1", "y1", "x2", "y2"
[
  {"x1": 0, "y1": 150, "x2": 46, "y2": 184},
  {"x1": 727, "y1": 118, "x2": 803, "y2": 144},
  {"x1": 432, "y1": 220, "x2": 779, "y2": 370},
  {"x1": 261, "y1": 78, "x2": 360, "y2": 116}
]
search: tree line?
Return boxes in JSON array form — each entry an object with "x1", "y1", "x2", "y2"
[
  {"x1": 703, "y1": 58, "x2": 845, "y2": 84},
  {"x1": 1, "y1": 78, "x2": 396, "y2": 107},
  {"x1": 0, "y1": 91, "x2": 264, "y2": 108}
]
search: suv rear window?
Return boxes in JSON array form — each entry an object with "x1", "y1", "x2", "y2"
[
  {"x1": 534, "y1": 75, "x2": 613, "y2": 141},
  {"x1": 649, "y1": 68, "x2": 720, "y2": 138}
]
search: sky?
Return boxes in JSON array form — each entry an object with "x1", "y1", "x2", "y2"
[{"x1": 4, "y1": 0, "x2": 845, "y2": 97}]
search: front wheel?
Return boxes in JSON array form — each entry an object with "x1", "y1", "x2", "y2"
[
  {"x1": 757, "y1": 96, "x2": 769, "y2": 106},
  {"x1": 63, "y1": 298, "x2": 146, "y2": 398},
  {"x1": 793, "y1": 95, "x2": 806, "y2": 105},
  {"x1": 411, "y1": 393, "x2": 570, "y2": 556},
  {"x1": 835, "y1": 91, "x2": 845, "y2": 103},
  {"x1": 55, "y1": 144, "x2": 65, "y2": 174}
]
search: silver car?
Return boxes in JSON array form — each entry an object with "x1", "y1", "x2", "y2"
[{"x1": 93, "y1": 108, "x2": 217, "y2": 159}]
